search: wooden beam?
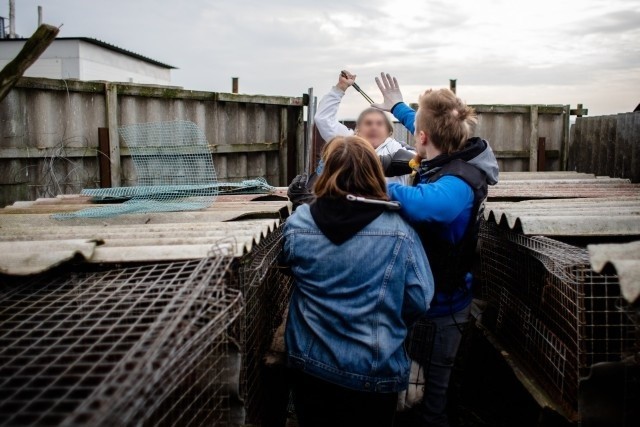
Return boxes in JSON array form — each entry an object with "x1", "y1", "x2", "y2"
[
  {"x1": 493, "y1": 150, "x2": 560, "y2": 159},
  {"x1": 537, "y1": 137, "x2": 546, "y2": 171},
  {"x1": 570, "y1": 104, "x2": 588, "y2": 117},
  {"x1": 560, "y1": 104, "x2": 571, "y2": 171},
  {"x1": 208, "y1": 142, "x2": 280, "y2": 154},
  {"x1": 12, "y1": 77, "x2": 305, "y2": 107},
  {"x1": 529, "y1": 105, "x2": 539, "y2": 171},
  {"x1": 0, "y1": 24, "x2": 60, "y2": 103},
  {"x1": 279, "y1": 108, "x2": 288, "y2": 186},
  {"x1": 105, "y1": 83, "x2": 121, "y2": 187},
  {"x1": 97, "y1": 128, "x2": 111, "y2": 187},
  {"x1": 470, "y1": 104, "x2": 566, "y2": 115},
  {"x1": 0, "y1": 143, "x2": 281, "y2": 159}
]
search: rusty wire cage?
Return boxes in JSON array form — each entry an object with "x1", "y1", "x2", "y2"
[
  {"x1": 0, "y1": 254, "x2": 243, "y2": 427},
  {"x1": 478, "y1": 220, "x2": 638, "y2": 418},
  {"x1": 232, "y1": 224, "x2": 294, "y2": 424}
]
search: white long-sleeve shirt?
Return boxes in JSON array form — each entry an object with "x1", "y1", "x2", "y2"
[{"x1": 314, "y1": 86, "x2": 412, "y2": 185}]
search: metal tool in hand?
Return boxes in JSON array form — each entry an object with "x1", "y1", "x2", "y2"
[
  {"x1": 341, "y1": 71, "x2": 375, "y2": 104},
  {"x1": 346, "y1": 194, "x2": 401, "y2": 210}
]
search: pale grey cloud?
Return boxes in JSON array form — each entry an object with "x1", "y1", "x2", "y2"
[{"x1": 4, "y1": 0, "x2": 639, "y2": 116}]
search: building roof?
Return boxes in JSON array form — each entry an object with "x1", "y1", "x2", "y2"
[{"x1": 0, "y1": 36, "x2": 176, "y2": 69}]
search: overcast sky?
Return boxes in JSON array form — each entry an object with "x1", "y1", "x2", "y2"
[{"x1": 5, "y1": 0, "x2": 639, "y2": 118}]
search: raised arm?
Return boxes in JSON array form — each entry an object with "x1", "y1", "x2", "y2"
[{"x1": 313, "y1": 71, "x2": 356, "y2": 142}]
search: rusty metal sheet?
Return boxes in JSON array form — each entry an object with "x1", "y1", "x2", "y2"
[{"x1": 588, "y1": 241, "x2": 640, "y2": 304}]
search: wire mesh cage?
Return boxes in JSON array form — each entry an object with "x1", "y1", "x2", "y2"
[
  {"x1": 53, "y1": 120, "x2": 220, "y2": 219},
  {"x1": 0, "y1": 254, "x2": 243, "y2": 427},
  {"x1": 478, "y1": 220, "x2": 638, "y2": 417},
  {"x1": 231, "y1": 224, "x2": 294, "y2": 424}
]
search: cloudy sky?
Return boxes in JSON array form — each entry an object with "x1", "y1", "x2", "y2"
[{"x1": 5, "y1": 0, "x2": 639, "y2": 118}]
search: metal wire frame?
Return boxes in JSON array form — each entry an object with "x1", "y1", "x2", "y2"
[
  {"x1": 231, "y1": 225, "x2": 294, "y2": 424},
  {"x1": 0, "y1": 253, "x2": 243, "y2": 427},
  {"x1": 479, "y1": 220, "x2": 638, "y2": 417}
]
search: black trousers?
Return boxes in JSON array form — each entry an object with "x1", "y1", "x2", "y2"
[{"x1": 289, "y1": 369, "x2": 397, "y2": 427}]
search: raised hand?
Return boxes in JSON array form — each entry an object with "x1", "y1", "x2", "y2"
[
  {"x1": 337, "y1": 70, "x2": 356, "y2": 92},
  {"x1": 371, "y1": 72, "x2": 404, "y2": 112}
]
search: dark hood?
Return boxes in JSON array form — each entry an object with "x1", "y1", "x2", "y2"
[
  {"x1": 310, "y1": 197, "x2": 385, "y2": 245},
  {"x1": 419, "y1": 137, "x2": 499, "y2": 185}
]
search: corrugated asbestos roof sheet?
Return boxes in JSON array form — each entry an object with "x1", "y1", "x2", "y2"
[
  {"x1": 489, "y1": 175, "x2": 639, "y2": 200},
  {"x1": 485, "y1": 197, "x2": 640, "y2": 236},
  {"x1": 485, "y1": 172, "x2": 640, "y2": 236},
  {"x1": 589, "y1": 241, "x2": 640, "y2": 304},
  {"x1": 0, "y1": 192, "x2": 291, "y2": 276}
]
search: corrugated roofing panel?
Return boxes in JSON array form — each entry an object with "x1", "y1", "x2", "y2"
[
  {"x1": 588, "y1": 241, "x2": 640, "y2": 304},
  {"x1": 485, "y1": 197, "x2": 640, "y2": 236},
  {"x1": 0, "y1": 193, "x2": 291, "y2": 275},
  {"x1": 488, "y1": 176, "x2": 640, "y2": 200}
]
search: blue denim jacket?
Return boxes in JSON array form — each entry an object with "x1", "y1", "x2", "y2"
[{"x1": 282, "y1": 204, "x2": 434, "y2": 393}]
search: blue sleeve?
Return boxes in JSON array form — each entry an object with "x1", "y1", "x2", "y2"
[
  {"x1": 388, "y1": 176, "x2": 473, "y2": 224},
  {"x1": 391, "y1": 103, "x2": 416, "y2": 134}
]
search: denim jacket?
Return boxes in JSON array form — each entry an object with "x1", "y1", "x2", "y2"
[{"x1": 282, "y1": 204, "x2": 434, "y2": 393}]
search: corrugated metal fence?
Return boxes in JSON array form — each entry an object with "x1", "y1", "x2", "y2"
[
  {"x1": 0, "y1": 77, "x2": 306, "y2": 207},
  {"x1": 568, "y1": 112, "x2": 640, "y2": 183}
]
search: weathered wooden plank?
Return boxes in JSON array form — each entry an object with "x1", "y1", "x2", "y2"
[
  {"x1": 589, "y1": 116, "x2": 602, "y2": 175},
  {"x1": 631, "y1": 113, "x2": 640, "y2": 183},
  {"x1": 529, "y1": 106, "x2": 539, "y2": 171},
  {"x1": 13, "y1": 77, "x2": 304, "y2": 106},
  {"x1": 493, "y1": 150, "x2": 560, "y2": 159},
  {"x1": 470, "y1": 105, "x2": 566, "y2": 115},
  {"x1": 105, "y1": 83, "x2": 121, "y2": 187},
  {"x1": 0, "y1": 24, "x2": 60, "y2": 102},
  {"x1": 279, "y1": 108, "x2": 288, "y2": 186}
]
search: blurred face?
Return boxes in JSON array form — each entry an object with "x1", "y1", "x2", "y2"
[{"x1": 355, "y1": 112, "x2": 390, "y2": 149}]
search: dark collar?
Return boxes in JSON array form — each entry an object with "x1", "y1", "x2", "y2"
[{"x1": 310, "y1": 197, "x2": 385, "y2": 245}]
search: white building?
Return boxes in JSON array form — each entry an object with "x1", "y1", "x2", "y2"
[{"x1": 0, "y1": 37, "x2": 175, "y2": 85}]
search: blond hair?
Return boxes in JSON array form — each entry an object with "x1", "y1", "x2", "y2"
[
  {"x1": 314, "y1": 136, "x2": 389, "y2": 201},
  {"x1": 415, "y1": 89, "x2": 477, "y2": 154}
]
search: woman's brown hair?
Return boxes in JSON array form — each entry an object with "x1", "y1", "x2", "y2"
[{"x1": 314, "y1": 136, "x2": 389, "y2": 201}]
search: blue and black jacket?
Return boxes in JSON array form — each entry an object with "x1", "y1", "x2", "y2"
[{"x1": 385, "y1": 103, "x2": 499, "y2": 318}]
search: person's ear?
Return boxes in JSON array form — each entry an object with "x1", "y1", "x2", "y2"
[
  {"x1": 354, "y1": 127, "x2": 359, "y2": 136},
  {"x1": 417, "y1": 130, "x2": 428, "y2": 146}
]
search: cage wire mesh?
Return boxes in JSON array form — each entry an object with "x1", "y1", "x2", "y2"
[
  {"x1": 0, "y1": 250, "x2": 243, "y2": 427},
  {"x1": 230, "y1": 224, "x2": 293, "y2": 424},
  {"x1": 478, "y1": 220, "x2": 638, "y2": 417},
  {"x1": 51, "y1": 120, "x2": 275, "y2": 220}
]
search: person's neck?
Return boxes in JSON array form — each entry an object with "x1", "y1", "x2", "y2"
[{"x1": 424, "y1": 145, "x2": 442, "y2": 161}]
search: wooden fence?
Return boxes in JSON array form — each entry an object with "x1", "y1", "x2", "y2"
[
  {"x1": 0, "y1": 77, "x2": 306, "y2": 207},
  {"x1": 568, "y1": 112, "x2": 640, "y2": 183},
  {"x1": 312, "y1": 104, "x2": 581, "y2": 173}
]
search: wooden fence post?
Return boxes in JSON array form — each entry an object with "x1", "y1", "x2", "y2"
[
  {"x1": 278, "y1": 108, "x2": 288, "y2": 186},
  {"x1": 105, "y1": 83, "x2": 121, "y2": 187},
  {"x1": 529, "y1": 105, "x2": 539, "y2": 171},
  {"x1": 537, "y1": 137, "x2": 546, "y2": 171}
]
